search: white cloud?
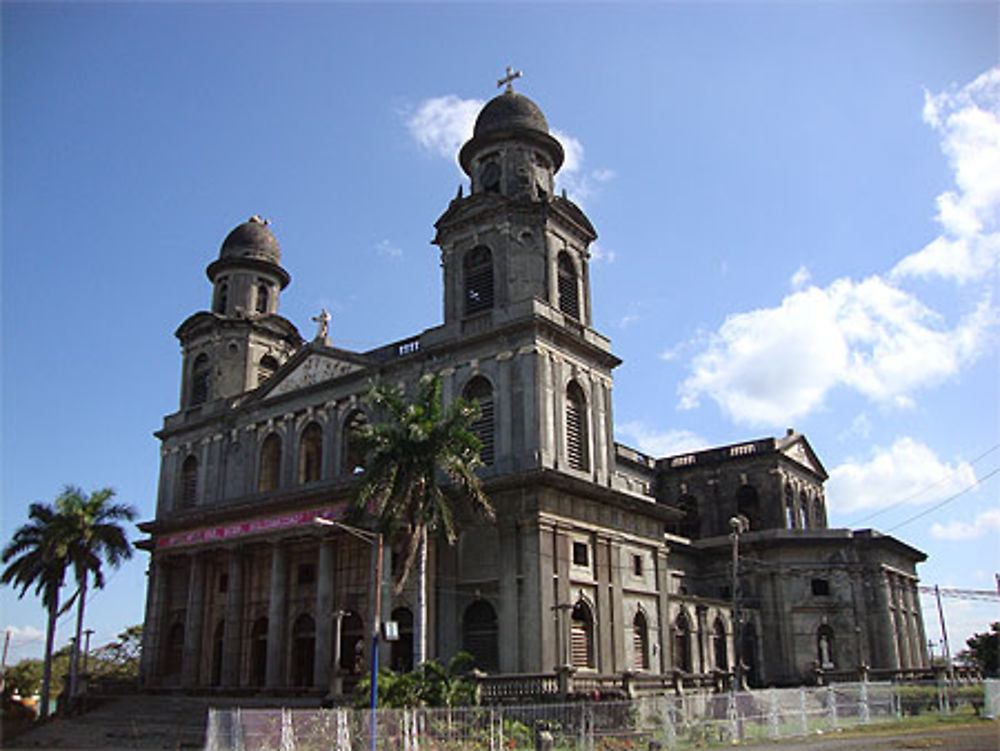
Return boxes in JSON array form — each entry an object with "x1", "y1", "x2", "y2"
[
  {"x1": 679, "y1": 69, "x2": 1000, "y2": 426},
  {"x1": 617, "y1": 421, "x2": 709, "y2": 457},
  {"x1": 3, "y1": 624, "x2": 45, "y2": 645},
  {"x1": 375, "y1": 239, "x2": 402, "y2": 258},
  {"x1": 406, "y1": 95, "x2": 483, "y2": 161},
  {"x1": 790, "y1": 266, "x2": 811, "y2": 290},
  {"x1": 826, "y1": 437, "x2": 977, "y2": 514},
  {"x1": 893, "y1": 67, "x2": 1000, "y2": 283},
  {"x1": 930, "y1": 507, "x2": 1000, "y2": 540},
  {"x1": 589, "y1": 243, "x2": 616, "y2": 264}
]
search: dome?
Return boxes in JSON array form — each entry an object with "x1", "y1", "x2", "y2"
[
  {"x1": 459, "y1": 90, "x2": 564, "y2": 174},
  {"x1": 219, "y1": 217, "x2": 281, "y2": 264},
  {"x1": 473, "y1": 90, "x2": 550, "y2": 137}
]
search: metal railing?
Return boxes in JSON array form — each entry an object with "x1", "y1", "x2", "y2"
[{"x1": 203, "y1": 680, "x2": 987, "y2": 751}]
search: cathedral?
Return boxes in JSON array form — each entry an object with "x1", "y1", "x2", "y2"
[{"x1": 137, "y1": 82, "x2": 930, "y2": 695}]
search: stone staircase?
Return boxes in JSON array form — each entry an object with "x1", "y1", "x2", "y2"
[{"x1": 3, "y1": 693, "x2": 319, "y2": 750}]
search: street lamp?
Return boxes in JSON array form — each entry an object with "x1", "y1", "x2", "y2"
[
  {"x1": 729, "y1": 515, "x2": 748, "y2": 692},
  {"x1": 315, "y1": 516, "x2": 383, "y2": 751}
]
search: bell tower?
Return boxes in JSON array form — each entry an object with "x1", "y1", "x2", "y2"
[
  {"x1": 434, "y1": 75, "x2": 597, "y2": 333},
  {"x1": 175, "y1": 216, "x2": 302, "y2": 409}
]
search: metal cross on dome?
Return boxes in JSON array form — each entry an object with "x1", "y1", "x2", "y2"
[{"x1": 497, "y1": 65, "x2": 523, "y2": 92}]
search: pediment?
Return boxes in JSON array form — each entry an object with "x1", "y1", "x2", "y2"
[
  {"x1": 267, "y1": 352, "x2": 365, "y2": 398},
  {"x1": 778, "y1": 435, "x2": 828, "y2": 479}
]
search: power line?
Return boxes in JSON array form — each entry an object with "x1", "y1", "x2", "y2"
[
  {"x1": 849, "y1": 443, "x2": 1000, "y2": 526},
  {"x1": 885, "y1": 466, "x2": 1000, "y2": 533}
]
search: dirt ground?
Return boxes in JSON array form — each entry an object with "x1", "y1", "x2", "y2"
[{"x1": 738, "y1": 722, "x2": 999, "y2": 751}]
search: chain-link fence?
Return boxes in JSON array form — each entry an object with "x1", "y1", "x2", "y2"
[{"x1": 203, "y1": 680, "x2": 985, "y2": 751}]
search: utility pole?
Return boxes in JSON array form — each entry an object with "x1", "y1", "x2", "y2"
[
  {"x1": 934, "y1": 585, "x2": 954, "y2": 681},
  {"x1": 83, "y1": 629, "x2": 94, "y2": 673}
]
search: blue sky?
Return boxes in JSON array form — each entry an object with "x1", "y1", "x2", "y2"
[{"x1": 2, "y1": 2, "x2": 997, "y2": 665}]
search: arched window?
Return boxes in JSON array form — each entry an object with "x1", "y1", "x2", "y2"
[
  {"x1": 211, "y1": 620, "x2": 225, "y2": 686},
  {"x1": 565, "y1": 381, "x2": 589, "y2": 471},
  {"x1": 674, "y1": 611, "x2": 692, "y2": 673},
  {"x1": 463, "y1": 376, "x2": 494, "y2": 466},
  {"x1": 250, "y1": 617, "x2": 268, "y2": 687},
  {"x1": 191, "y1": 354, "x2": 210, "y2": 406},
  {"x1": 817, "y1": 624, "x2": 835, "y2": 669},
  {"x1": 736, "y1": 485, "x2": 761, "y2": 530},
  {"x1": 390, "y1": 607, "x2": 414, "y2": 673},
  {"x1": 632, "y1": 610, "x2": 650, "y2": 670},
  {"x1": 163, "y1": 622, "x2": 184, "y2": 677},
  {"x1": 464, "y1": 246, "x2": 494, "y2": 315},
  {"x1": 257, "y1": 355, "x2": 279, "y2": 386},
  {"x1": 712, "y1": 617, "x2": 728, "y2": 672},
  {"x1": 785, "y1": 484, "x2": 796, "y2": 529},
  {"x1": 742, "y1": 621, "x2": 759, "y2": 687},
  {"x1": 799, "y1": 491, "x2": 810, "y2": 530},
  {"x1": 462, "y1": 600, "x2": 499, "y2": 672},
  {"x1": 557, "y1": 252, "x2": 580, "y2": 320},
  {"x1": 570, "y1": 600, "x2": 595, "y2": 669},
  {"x1": 298, "y1": 422, "x2": 323, "y2": 484},
  {"x1": 255, "y1": 282, "x2": 269, "y2": 314},
  {"x1": 214, "y1": 281, "x2": 228, "y2": 314},
  {"x1": 291, "y1": 614, "x2": 316, "y2": 687},
  {"x1": 258, "y1": 433, "x2": 282, "y2": 492},
  {"x1": 179, "y1": 455, "x2": 198, "y2": 508},
  {"x1": 342, "y1": 410, "x2": 367, "y2": 475},
  {"x1": 340, "y1": 611, "x2": 364, "y2": 674},
  {"x1": 678, "y1": 494, "x2": 699, "y2": 539}
]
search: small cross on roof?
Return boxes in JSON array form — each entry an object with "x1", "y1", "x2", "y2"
[{"x1": 497, "y1": 65, "x2": 523, "y2": 92}]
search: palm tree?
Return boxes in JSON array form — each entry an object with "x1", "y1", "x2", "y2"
[
  {"x1": 55, "y1": 486, "x2": 136, "y2": 700},
  {"x1": 353, "y1": 374, "x2": 494, "y2": 668},
  {"x1": 1, "y1": 502, "x2": 71, "y2": 718}
]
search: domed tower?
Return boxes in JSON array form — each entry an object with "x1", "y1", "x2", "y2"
[
  {"x1": 175, "y1": 217, "x2": 302, "y2": 408},
  {"x1": 434, "y1": 76, "x2": 598, "y2": 331}
]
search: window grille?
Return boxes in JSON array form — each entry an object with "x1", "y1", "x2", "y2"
[
  {"x1": 570, "y1": 602, "x2": 594, "y2": 668},
  {"x1": 180, "y1": 455, "x2": 198, "y2": 508},
  {"x1": 633, "y1": 611, "x2": 650, "y2": 670},
  {"x1": 463, "y1": 377, "x2": 494, "y2": 465},
  {"x1": 464, "y1": 246, "x2": 494, "y2": 315},
  {"x1": 566, "y1": 382, "x2": 588, "y2": 471},
  {"x1": 557, "y1": 252, "x2": 580, "y2": 320}
]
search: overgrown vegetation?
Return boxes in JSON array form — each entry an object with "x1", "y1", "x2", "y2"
[{"x1": 353, "y1": 652, "x2": 480, "y2": 709}]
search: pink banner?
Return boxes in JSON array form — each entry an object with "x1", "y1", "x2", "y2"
[{"x1": 155, "y1": 503, "x2": 347, "y2": 549}]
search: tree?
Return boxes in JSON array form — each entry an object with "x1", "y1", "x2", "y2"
[
  {"x1": 957, "y1": 622, "x2": 999, "y2": 677},
  {"x1": 54, "y1": 486, "x2": 136, "y2": 700},
  {"x1": 352, "y1": 374, "x2": 495, "y2": 668},
  {"x1": 1, "y1": 502, "x2": 71, "y2": 718}
]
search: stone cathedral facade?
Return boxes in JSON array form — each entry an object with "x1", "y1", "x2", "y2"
[{"x1": 138, "y1": 85, "x2": 930, "y2": 694}]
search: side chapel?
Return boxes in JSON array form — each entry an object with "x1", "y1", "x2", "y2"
[{"x1": 138, "y1": 79, "x2": 930, "y2": 693}]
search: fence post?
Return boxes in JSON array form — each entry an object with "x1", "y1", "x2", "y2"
[
  {"x1": 280, "y1": 707, "x2": 294, "y2": 751},
  {"x1": 767, "y1": 689, "x2": 779, "y2": 739},
  {"x1": 727, "y1": 690, "x2": 739, "y2": 743},
  {"x1": 664, "y1": 695, "x2": 678, "y2": 751},
  {"x1": 859, "y1": 680, "x2": 870, "y2": 726},
  {"x1": 799, "y1": 687, "x2": 808, "y2": 735},
  {"x1": 827, "y1": 685, "x2": 838, "y2": 731}
]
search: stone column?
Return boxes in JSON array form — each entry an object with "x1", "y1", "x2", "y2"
[
  {"x1": 535, "y1": 520, "x2": 557, "y2": 670},
  {"x1": 265, "y1": 542, "x2": 288, "y2": 689},
  {"x1": 314, "y1": 540, "x2": 334, "y2": 689},
  {"x1": 553, "y1": 526, "x2": 572, "y2": 668},
  {"x1": 221, "y1": 548, "x2": 244, "y2": 687},
  {"x1": 892, "y1": 575, "x2": 912, "y2": 668},
  {"x1": 609, "y1": 537, "x2": 626, "y2": 671},
  {"x1": 139, "y1": 555, "x2": 166, "y2": 686},
  {"x1": 181, "y1": 553, "x2": 206, "y2": 688},
  {"x1": 874, "y1": 570, "x2": 900, "y2": 669},
  {"x1": 913, "y1": 582, "x2": 929, "y2": 666},
  {"x1": 537, "y1": 353, "x2": 554, "y2": 467},
  {"x1": 498, "y1": 521, "x2": 520, "y2": 673},
  {"x1": 595, "y1": 535, "x2": 614, "y2": 672},
  {"x1": 655, "y1": 548, "x2": 672, "y2": 674}
]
